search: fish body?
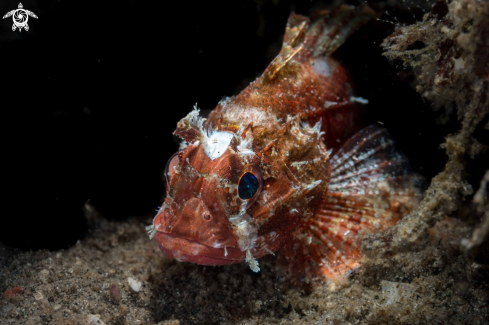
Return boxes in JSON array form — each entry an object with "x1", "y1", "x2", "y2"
[{"x1": 147, "y1": 5, "x2": 425, "y2": 280}]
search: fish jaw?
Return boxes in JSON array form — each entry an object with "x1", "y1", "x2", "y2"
[
  {"x1": 152, "y1": 197, "x2": 243, "y2": 264},
  {"x1": 155, "y1": 232, "x2": 246, "y2": 265}
]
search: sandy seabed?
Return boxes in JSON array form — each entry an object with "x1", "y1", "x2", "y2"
[{"x1": 1, "y1": 0, "x2": 488, "y2": 324}]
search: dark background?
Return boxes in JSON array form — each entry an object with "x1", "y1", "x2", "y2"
[{"x1": 1, "y1": 0, "x2": 480, "y2": 251}]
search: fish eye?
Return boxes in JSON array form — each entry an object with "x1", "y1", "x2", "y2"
[
  {"x1": 237, "y1": 165, "x2": 263, "y2": 208},
  {"x1": 238, "y1": 172, "x2": 259, "y2": 200},
  {"x1": 165, "y1": 152, "x2": 180, "y2": 183}
]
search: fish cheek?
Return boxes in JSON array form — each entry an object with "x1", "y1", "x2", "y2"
[
  {"x1": 200, "y1": 175, "x2": 241, "y2": 218},
  {"x1": 173, "y1": 174, "x2": 205, "y2": 206},
  {"x1": 257, "y1": 206, "x2": 302, "y2": 242},
  {"x1": 252, "y1": 171, "x2": 295, "y2": 220},
  {"x1": 206, "y1": 153, "x2": 244, "y2": 216}
]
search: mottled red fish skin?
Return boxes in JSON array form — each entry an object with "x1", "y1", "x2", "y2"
[
  {"x1": 155, "y1": 6, "x2": 367, "y2": 266},
  {"x1": 151, "y1": 5, "x2": 424, "y2": 281},
  {"x1": 203, "y1": 10, "x2": 364, "y2": 250},
  {"x1": 209, "y1": 42, "x2": 365, "y2": 153}
]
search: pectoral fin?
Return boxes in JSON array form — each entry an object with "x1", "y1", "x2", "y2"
[{"x1": 277, "y1": 125, "x2": 426, "y2": 282}]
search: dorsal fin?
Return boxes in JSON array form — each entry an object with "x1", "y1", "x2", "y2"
[
  {"x1": 308, "y1": 4, "x2": 374, "y2": 57},
  {"x1": 262, "y1": 4, "x2": 374, "y2": 81},
  {"x1": 262, "y1": 13, "x2": 309, "y2": 81}
]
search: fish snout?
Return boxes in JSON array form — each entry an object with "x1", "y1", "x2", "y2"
[{"x1": 158, "y1": 197, "x2": 238, "y2": 249}]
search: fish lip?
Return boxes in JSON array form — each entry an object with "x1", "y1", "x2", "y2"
[{"x1": 154, "y1": 231, "x2": 244, "y2": 265}]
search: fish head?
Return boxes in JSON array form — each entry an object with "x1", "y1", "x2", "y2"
[
  {"x1": 152, "y1": 109, "x2": 268, "y2": 265},
  {"x1": 151, "y1": 107, "x2": 331, "y2": 268}
]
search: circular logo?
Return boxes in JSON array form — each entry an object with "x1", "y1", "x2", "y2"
[
  {"x1": 13, "y1": 9, "x2": 28, "y2": 27},
  {"x1": 2, "y1": 3, "x2": 38, "y2": 32}
]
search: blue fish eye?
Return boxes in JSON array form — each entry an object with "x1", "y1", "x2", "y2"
[{"x1": 238, "y1": 172, "x2": 259, "y2": 200}]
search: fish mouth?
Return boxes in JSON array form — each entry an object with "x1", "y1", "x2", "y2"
[{"x1": 154, "y1": 232, "x2": 245, "y2": 266}]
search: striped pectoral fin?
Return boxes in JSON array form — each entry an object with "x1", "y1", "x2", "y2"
[
  {"x1": 278, "y1": 125, "x2": 426, "y2": 281},
  {"x1": 276, "y1": 225, "x2": 362, "y2": 281},
  {"x1": 328, "y1": 124, "x2": 426, "y2": 218}
]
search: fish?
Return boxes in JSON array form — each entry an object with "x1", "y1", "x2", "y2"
[{"x1": 146, "y1": 4, "x2": 425, "y2": 281}]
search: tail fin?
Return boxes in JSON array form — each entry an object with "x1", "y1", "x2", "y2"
[
  {"x1": 277, "y1": 125, "x2": 426, "y2": 281},
  {"x1": 263, "y1": 4, "x2": 374, "y2": 80}
]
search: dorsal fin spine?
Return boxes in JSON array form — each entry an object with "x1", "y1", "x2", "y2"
[{"x1": 262, "y1": 4, "x2": 375, "y2": 82}]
